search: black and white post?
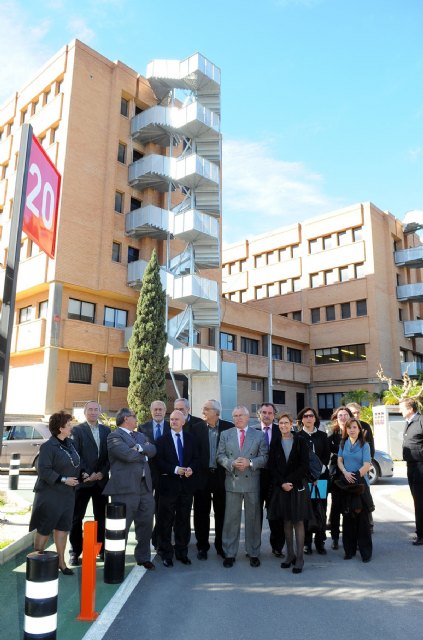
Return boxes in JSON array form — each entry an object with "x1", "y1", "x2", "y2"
[
  {"x1": 24, "y1": 550, "x2": 59, "y2": 640},
  {"x1": 8, "y1": 452, "x2": 20, "y2": 490},
  {"x1": 104, "y1": 502, "x2": 126, "y2": 584}
]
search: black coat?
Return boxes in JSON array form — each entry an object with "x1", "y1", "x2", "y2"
[
  {"x1": 71, "y1": 422, "x2": 110, "y2": 490},
  {"x1": 403, "y1": 413, "x2": 423, "y2": 462},
  {"x1": 156, "y1": 431, "x2": 199, "y2": 496},
  {"x1": 297, "y1": 428, "x2": 330, "y2": 479},
  {"x1": 139, "y1": 420, "x2": 171, "y2": 489},
  {"x1": 268, "y1": 434, "x2": 310, "y2": 490}
]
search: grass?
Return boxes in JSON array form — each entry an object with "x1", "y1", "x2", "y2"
[{"x1": 0, "y1": 540, "x2": 13, "y2": 550}]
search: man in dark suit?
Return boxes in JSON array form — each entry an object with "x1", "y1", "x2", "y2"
[
  {"x1": 252, "y1": 402, "x2": 285, "y2": 558},
  {"x1": 155, "y1": 410, "x2": 199, "y2": 567},
  {"x1": 103, "y1": 408, "x2": 156, "y2": 569},
  {"x1": 69, "y1": 401, "x2": 110, "y2": 565},
  {"x1": 400, "y1": 398, "x2": 423, "y2": 545},
  {"x1": 194, "y1": 399, "x2": 233, "y2": 560},
  {"x1": 174, "y1": 397, "x2": 203, "y2": 432}
]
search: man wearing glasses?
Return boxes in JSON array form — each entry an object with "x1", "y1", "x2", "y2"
[{"x1": 103, "y1": 408, "x2": 157, "y2": 569}]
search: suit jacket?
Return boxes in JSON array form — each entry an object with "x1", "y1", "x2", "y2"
[
  {"x1": 156, "y1": 431, "x2": 199, "y2": 496},
  {"x1": 103, "y1": 428, "x2": 156, "y2": 495},
  {"x1": 71, "y1": 421, "x2": 111, "y2": 490},
  {"x1": 194, "y1": 418, "x2": 234, "y2": 489},
  {"x1": 138, "y1": 419, "x2": 171, "y2": 489},
  {"x1": 403, "y1": 412, "x2": 423, "y2": 462},
  {"x1": 216, "y1": 427, "x2": 268, "y2": 493},
  {"x1": 182, "y1": 414, "x2": 204, "y2": 434}
]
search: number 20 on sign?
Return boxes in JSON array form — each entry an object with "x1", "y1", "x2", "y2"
[{"x1": 23, "y1": 136, "x2": 61, "y2": 259}]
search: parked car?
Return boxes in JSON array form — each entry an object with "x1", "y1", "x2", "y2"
[
  {"x1": 1, "y1": 422, "x2": 50, "y2": 470},
  {"x1": 368, "y1": 449, "x2": 394, "y2": 485}
]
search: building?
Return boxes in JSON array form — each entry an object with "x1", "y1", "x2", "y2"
[
  {"x1": 222, "y1": 202, "x2": 423, "y2": 417},
  {"x1": 0, "y1": 40, "x2": 221, "y2": 419}
]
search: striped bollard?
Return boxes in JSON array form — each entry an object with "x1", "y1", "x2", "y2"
[
  {"x1": 24, "y1": 551, "x2": 59, "y2": 640},
  {"x1": 104, "y1": 502, "x2": 126, "y2": 584},
  {"x1": 8, "y1": 452, "x2": 20, "y2": 490}
]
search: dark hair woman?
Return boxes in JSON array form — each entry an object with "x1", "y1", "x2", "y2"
[
  {"x1": 29, "y1": 411, "x2": 82, "y2": 575},
  {"x1": 328, "y1": 406, "x2": 353, "y2": 550}
]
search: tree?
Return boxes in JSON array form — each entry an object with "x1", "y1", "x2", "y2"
[
  {"x1": 127, "y1": 249, "x2": 169, "y2": 422},
  {"x1": 341, "y1": 389, "x2": 379, "y2": 406},
  {"x1": 376, "y1": 365, "x2": 423, "y2": 409}
]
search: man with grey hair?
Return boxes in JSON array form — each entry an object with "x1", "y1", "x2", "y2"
[
  {"x1": 217, "y1": 405, "x2": 268, "y2": 567},
  {"x1": 174, "y1": 397, "x2": 203, "y2": 432},
  {"x1": 194, "y1": 399, "x2": 234, "y2": 560}
]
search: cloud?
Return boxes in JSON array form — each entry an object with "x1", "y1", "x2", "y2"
[
  {"x1": 66, "y1": 17, "x2": 96, "y2": 43},
  {"x1": 222, "y1": 138, "x2": 340, "y2": 244}
]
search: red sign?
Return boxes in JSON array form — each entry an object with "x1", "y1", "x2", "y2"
[{"x1": 23, "y1": 136, "x2": 61, "y2": 258}]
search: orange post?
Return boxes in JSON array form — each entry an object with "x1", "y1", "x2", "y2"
[{"x1": 76, "y1": 521, "x2": 102, "y2": 621}]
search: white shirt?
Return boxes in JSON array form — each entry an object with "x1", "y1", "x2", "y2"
[{"x1": 171, "y1": 429, "x2": 184, "y2": 474}]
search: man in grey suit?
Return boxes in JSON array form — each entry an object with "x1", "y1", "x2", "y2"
[
  {"x1": 103, "y1": 408, "x2": 156, "y2": 570},
  {"x1": 217, "y1": 405, "x2": 268, "y2": 568}
]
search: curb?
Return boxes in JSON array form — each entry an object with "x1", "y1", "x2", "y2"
[{"x1": 0, "y1": 530, "x2": 34, "y2": 565}]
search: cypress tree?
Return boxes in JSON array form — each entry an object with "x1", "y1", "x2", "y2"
[{"x1": 127, "y1": 249, "x2": 168, "y2": 422}]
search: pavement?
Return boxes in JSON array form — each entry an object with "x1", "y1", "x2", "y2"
[{"x1": 0, "y1": 462, "x2": 416, "y2": 640}]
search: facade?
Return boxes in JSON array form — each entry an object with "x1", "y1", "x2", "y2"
[{"x1": 0, "y1": 40, "x2": 221, "y2": 419}]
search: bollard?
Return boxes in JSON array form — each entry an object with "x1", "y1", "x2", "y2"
[
  {"x1": 8, "y1": 452, "x2": 20, "y2": 490},
  {"x1": 77, "y1": 520, "x2": 101, "y2": 621},
  {"x1": 104, "y1": 502, "x2": 126, "y2": 584},
  {"x1": 24, "y1": 551, "x2": 59, "y2": 640}
]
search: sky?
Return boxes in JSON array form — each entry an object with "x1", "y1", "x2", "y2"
[{"x1": 1, "y1": 0, "x2": 422, "y2": 244}]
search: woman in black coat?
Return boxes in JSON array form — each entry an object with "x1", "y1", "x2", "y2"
[
  {"x1": 29, "y1": 411, "x2": 84, "y2": 575},
  {"x1": 268, "y1": 413, "x2": 312, "y2": 574}
]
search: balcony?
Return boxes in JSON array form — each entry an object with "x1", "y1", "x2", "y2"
[
  {"x1": 127, "y1": 259, "x2": 170, "y2": 290},
  {"x1": 61, "y1": 319, "x2": 126, "y2": 354},
  {"x1": 396, "y1": 283, "x2": 423, "y2": 302},
  {"x1": 167, "y1": 344, "x2": 218, "y2": 374},
  {"x1": 403, "y1": 320, "x2": 423, "y2": 338},
  {"x1": 128, "y1": 153, "x2": 219, "y2": 193},
  {"x1": 170, "y1": 274, "x2": 218, "y2": 306},
  {"x1": 395, "y1": 247, "x2": 423, "y2": 268},
  {"x1": 12, "y1": 318, "x2": 46, "y2": 352},
  {"x1": 125, "y1": 205, "x2": 171, "y2": 240},
  {"x1": 401, "y1": 361, "x2": 423, "y2": 377}
]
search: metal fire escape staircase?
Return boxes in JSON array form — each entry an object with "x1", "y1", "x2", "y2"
[{"x1": 126, "y1": 53, "x2": 221, "y2": 376}]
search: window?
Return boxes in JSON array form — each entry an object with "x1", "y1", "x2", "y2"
[
  {"x1": 281, "y1": 281, "x2": 291, "y2": 295},
  {"x1": 240, "y1": 290, "x2": 248, "y2": 303},
  {"x1": 292, "y1": 278, "x2": 301, "y2": 292},
  {"x1": 324, "y1": 270, "x2": 336, "y2": 285},
  {"x1": 38, "y1": 300, "x2": 48, "y2": 319},
  {"x1": 292, "y1": 310, "x2": 302, "y2": 321},
  {"x1": 341, "y1": 302, "x2": 351, "y2": 319},
  {"x1": 399, "y1": 308, "x2": 403, "y2": 322},
  {"x1": 117, "y1": 142, "x2": 126, "y2": 164},
  {"x1": 240, "y1": 259, "x2": 247, "y2": 272},
  {"x1": 399, "y1": 349, "x2": 407, "y2": 363},
  {"x1": 339, "y1": 266, "x2": 349, "y2": 282},
  {"x1": 113, "y1": 367, "x2": 130, "y2": 387},
  {"x1": 323, "y1": 235, "x2": 335, "y2": 250},
  {"x1": 268, "y1": 282, "x2": 280, "y2": 297},
  {"x1": 114, "y1": 191, "x2": 124, "y2": 213},
  {"x1": 21, "y1": 109, "x2": 27, "y2": 125},
  {"x1": 241, "y1": 337, "x2": 259, "y2": 355},
  {"x1": 251, "y1": 380, "x2": 262, "y2": 391},
  {"x1": 280, "y1": 247, "x2": 290, "y2": 261},
  {"x1": 50, "y1": 127, "x2": 58, "y2": 144},
  {"x1": 112, "y1": 242, "x2": 121, "y2": 263},
  {"x1": 287, "y1": 347, "x2": 301, "y2": 363},
  {"x1": 272, "y1": 344, "x2": 283, "y2": 360},
  {"x1": 255, "y1": 286, "x2": 265, "y2": 300},
  {"x1": 130, "y1": 197, "x2": 142, "y2": 211},
  {"x1": 273, "y1": 390, "x2": 286, "y2": 404},
  {"x1": 268, "y1": 250, "x2": 278, "y2": 265},
  {"x1": 317, "y1": 392, "x2": 345, "y2": 419},
  {"x1": 355, "y1": 263, "x2": 365, "y2": 278},
  {"x1": 44, "y1": 87, "x2": 52, "y2": 105},
  {"x1": 326, "y1": 305, "x2": 335, "y2": 321},
  {"x1": 353, "y1": 227, "x2": 363, "y2": 242},
  {"x1": 19, "y1": 306, "x2": 34, "y2": 323},
  {"x1": 68, "y1": 298, "x2": 95, "y2": 323},
  {"x1": 337, "y1": 231, "x2": 348, "y2": 246},
  {"x1": 356, "y1": 299, "x2": 367, "y2": 316},
  {"x1": 254, "y1": 254, "x2": 267, "y2": 268},
  {"x1": 120, "y1": 97, "x2": 129, "y2": 117},
  {"x1": 219, "y1": 331, "x2": 235, "y2": 350},
  {"x1": 128, "y1": 246, "x2": 139, "y2": 264},
  {"x1": 292, "y1": 244, "x2": 300, "y2": 258},
  {"x1": 310, "y1": 273, "x2": 320, "y2": 288},
  {"x1": 69, "y1": 362, "x2": 92, "y2": 384},
  {"x1": 315, "y1": 344, "x2": 366, "y2": 365},
  {"x1": 309, "y1": 238, "x2": 319, "y2": 254},
  {"x1": 104, "y1": 306, "x2": 128, "y2": 329},
  {"x1": 311, "y1": 308, "x2": 320, "y2": 324},
  {"x1": 55, "y1": 80, "x2": 62, "y2": 95}
]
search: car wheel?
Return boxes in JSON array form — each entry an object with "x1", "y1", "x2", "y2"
[{"x1": 368, "y1": 461, "x2": 380, "y2": 485}]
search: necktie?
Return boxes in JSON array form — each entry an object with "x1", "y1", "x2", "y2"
[
  {"x1": 155, "y1": 423, "x2": 161, "y2": 440},
  {"x1": 263, "y1": 427, "x2": 270, "y2": 447},
  {"x1": 239, "y1": 429, "x2": 245, "y2": 449},
  {"x1": 176, "y1": 433, "x2": 183, "y2": 466}
]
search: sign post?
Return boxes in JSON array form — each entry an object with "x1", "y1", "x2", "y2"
[{"x1": 0, "y1": 124, "x2": 60, "y2": 448}]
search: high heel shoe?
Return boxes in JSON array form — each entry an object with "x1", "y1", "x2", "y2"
[
  {"x1": 281, "y1": 556, "x2": 296, "y2": 569},
  {"x1": 292, "y1": 560, "x2": 304, "y2": 574},
  {"x1": 59, "y1": 566, "x2": 74, "y2": 576}
]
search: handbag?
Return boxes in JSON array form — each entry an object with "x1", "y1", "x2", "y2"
[
  {"x1": 308, "y1": 486, "x2": 326, "y2": 533},
  {"x1": 308, "y1": 449, "x2": 323, "y2": 482}
]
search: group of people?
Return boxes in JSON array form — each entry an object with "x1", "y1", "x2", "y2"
[{"x1": 29, "y1": 396, "x2": 422, "y2": 575}]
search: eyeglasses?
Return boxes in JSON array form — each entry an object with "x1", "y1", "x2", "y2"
[
  {"x1": 126, "y1": 413, "x2": 136, "y2": 418},
  {"x1": 303, "y1": 414, "x2": 315, "y2": 418}
]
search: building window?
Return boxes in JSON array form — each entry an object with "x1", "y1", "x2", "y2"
[
  {"x1": 309, "y1": 238, "x2": 319, "y2": 254},
  {"x1": 130, "y1": 197, "x2": 142, "y2": 211},
  {"x1": 220, "y1": 331, "x2": 236, "y2": 351},
  {"x1": 355, "y1": 263, "x2": 365, "y2": 278},
  {"x1": 341, "y1": 302, "x2": 351, "y2": 319},
  {"x1": 240, "y1": 290, "x2": 248, "y2": 303},
  {"x1": 317, "y1": 392, "x2": 345, "y2": 419},
  {"x1": 287, "y1": 347, "x2": 301, "y2": 363},
  {"x1": 68, "y1": 298, "x2": 95, "y2": 323},
  {"x1": 323, "y1": 235, "x2": 335, "y2": 250},
  {"x1": 326, "y1": 305, "x2": 335, "y2": 321},
  {"x1": 292, "y1": 244, "x2": 300, "y2": 258},
  {"x1": 268, "y1": 282, "x2": 280, "y2": 297},
  {"x1": 251, "y1": 380, "x2": 262, "y2": 391},
  {"x1": 38, "y1": 300, "x2": 48, "y2": 319},
  {"x1": 399, "y1": 308, "x2": 403, "y2": 322},
  {"x1": 310, "y1": 273, "x2": 320, "y2": 288},
  {"x1": 113, "y1": 366, "x2": 130, "y2": 387},
  {"x1": 280, "y1": 247, "x2": 290, "y2": 261},
  {"x1": 241, "y1": 337, "x2": 259, "y2": 355},
  {"x1": 128, "y1": 246, "x2": 139, "y2": 264},
  {"x1": 339, "y1": 266, "x2": 349, "y2": 282},
  {"x1": 112, "y1": 242, "x2": 121, "y2": 263},
  {"x1": 272, "y1": 344, "x2": 283, "y2": 360},
  {"x1": 117, "y1": 142, "x2": 126, "y2": 164},
  {"x1": 281, "y1": 281, "x2": 290, "y2": 295},
  {"x1": 120, "y1": 97, "x2": 129, "y2": 117},
  {"x1": 273, "y1": 390, "x2": 286, "y2": 404},
  {"x1": 353, "y1": 227, "x2": 363, "y2": 242},
  {"x1": 21, "y1": 109, "x2": 27, "y2": 125},
  {"x1": 356, "y1": 299, "x2": 367, "y2": 316},
  {"x1": 337, "y1": 231, "x2": 348, "y2": 246},
  {"x1": 255, "y1": 286, "x2": 265, "y2": 300},
  {"x1": 114, "y1": 191, "x2": 124, "y2": 213},
  {"x1": 104, "y1": 306, "x2": 128, "y2": 329},
  {"x1": 315, "y1": 344, "x2": 366, "y2": 365},
  {"x1": 254, "y1": 254, "x2": 267, "y2": 268},
  {"x1": 292, "y1": 310, "x2": 302, "y2": 321},
  {"x1": 69, "y1": 362, "x2": 92, "y2": 384},
  {"x1": 292, "y1": 278, "x2": 301, "y2": 292},
  {"x1": 400, "y1": 349, "x2": 407, "y2": 363},
  {"x1": 324, "y1": 270, "x2": 336, "y2": 285},
  {"x1": 311, "y1": 308, "x2": 320, "y2": 324},
  {"x1": 19, "y1": 306, "x2": 35, "y2": 323}
]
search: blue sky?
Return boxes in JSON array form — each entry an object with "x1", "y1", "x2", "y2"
[{"x1": 1, "y1": 0, "x2": 422, "y2": 243}]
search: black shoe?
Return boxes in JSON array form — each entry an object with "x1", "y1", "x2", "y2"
[
  {"x1": 412, "y1": 537, "x2": 423, "y2": 546},
  {"x1": 292, "y1": 566, "x2": 303, "y2": 574},
  {"x1": 223, "y1": 557, "x2": 235, "y2": 568},
  {"x1": 304, "y1": 545, "x2": 312, "y2": 555},
  {"x1": 362, "y1": 557, "x2": 371, "y2": 563},
  {"x1": 250, "y1": 557, "x2": 260, "y2": 568},
  {"x1": 68, "y1": 554, "x2": 80, "y2": 566},
  {"x1": 316, "y1": 545, "x2": 327, "y2": 555},
  {"x1": 344, "y1": 554, "x2": 353, "y2": 560},
  {"x1": 137, "y1": 561, "x2": 155, "y2": 570},
  {"x1": 59, "y1": 566, "x2": 74, "y2": 575},
  {"x1": 163, "y1": 559, "x2": 174, "y2": 568},
  {"x1": 281, "y1": 556, "x2": 296, "y2": 569},
  {"x1": 197, "y1": 550, "x2": 208, "y2": 560},
  {"x1": 96, "y1": 552, "x2": 104, "y2": 562},
  {"x1": 272, "y1": 548, "x2": 283, "y2": 558},
  {"x1": 216, "y1": 548, "x2": 225, "y2": 558},
  {"x1": 177, "y1": 557, "x2": 192, "y2": 565},
  {"x1": 331, "y1": 540, "x2": 339, "y2": 550}
]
